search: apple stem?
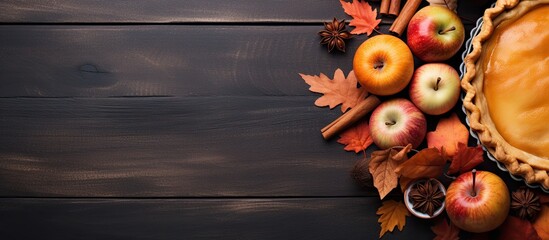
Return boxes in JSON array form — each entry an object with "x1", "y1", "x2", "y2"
[
  {"x1": 471, "y1": 169, "x2": 477, "y2": 197},
  {"x1": 434, "y1": 77, "x2": 441, "y2": 91},
  {"x1": 385, "y1": 120, "x2": 396, "y2": 126},
  {"x1": 373, "y1": 62, "x2": 384, "y2": 70},
  {"x1": 438, "y1": 26, "x2": 456, "y2": 35}
]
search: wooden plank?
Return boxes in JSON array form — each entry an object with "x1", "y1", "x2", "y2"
[
  {"x1": 0, "y1": 96, "x2": 523, "y2": 197},
  {"x1": 0, "y1": 96, "x2": 370, "y2": 197},
  {"x1": 0, "y1": 0, "x2": 489, "y2": 23},
  {"x1": 0, "y1": 25, "x2": 366, "y2": 97},
  {"x1": 0, "y1": 24, "x2": 475, "y2": 98},
  {"x1": 0, "y1": 0, "x2": 357, "y2": 23},
  {"x1": 0, "y1": 197, "x2": 436, "y2": 239}
]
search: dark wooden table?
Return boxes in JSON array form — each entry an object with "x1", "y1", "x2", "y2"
[{"x1": 0, "y1": 1, "x2": 517, "y2": 239}]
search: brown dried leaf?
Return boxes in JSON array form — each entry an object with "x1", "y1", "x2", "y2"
[
  {"x1": 369, "y1": 148, "x2": 398, "y2": 199},
  {"x1": 448, "y1": 143, "x2": 484, "y2": 175},
  {"x1": 369, "y1": 146, "x2": 411, "y2": 199},
  {"x1": 498, "y1": 216, "x2": 541, "y2": 240},
  {"x1": 390, "y1": 144, "x2": 412, "y2": 162},
  {"x1": 376, "y1": 200, "x2": 410, "y2": 238},
  {"x1": 394, "y1": 148, "x2": 446, "y2": 179},
  {"x1": 299, "y1": 69, "x2": 368, "y2": 113},
  {"x1": 431, "y1": 218, "x2": 460, "y2": 240}
]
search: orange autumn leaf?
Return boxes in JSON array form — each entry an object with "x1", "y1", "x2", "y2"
[
  {"x1": 431, "y1": 218, "x2": 460, "y2": 240},
  {"x1": 448, "y1": 143, "x2": 484, "y2": 175},
  {"x1": 337, "y1": 120, "x2": 373, "y2": 153},
  {"x1": 395, "y1": 148, "x2": 446, "y2": 179},
  {"x1": 299, "y1": 69, "x2": 368, "y2": 113},
  {"x1": 369, "y1": 145, "x2": 411, "y2": 199},
  {"x1": 533, "y1": 205, "x2": 549, "y2": 240},
  {"x1": 339, "y1": 0, "x2": 382, "y2": 35},
  {"x1": 377, "y1": 200, "x2": 410, "y2": 238},
  {"x1": 427, "y1": 113, "x2": 469, "y2": 157}
]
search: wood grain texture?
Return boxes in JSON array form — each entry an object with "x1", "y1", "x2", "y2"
[
  {"x1": 0, "y1": 25, "x2": 365, "y2": 97},
  {"x1": 0, "y1": 0, "x2": 490, "y2": 23},
  {"x1": 0, "y1": 197, "x2": 436, "y2": 239},
  {"x1": 0, "y1": 24, "x2": 475, "y2": 98},
  {"x1": 0, "y1": 0, "x2": 350, "y2": 23},
  {"x1": 0, "y1": 96, "x2": 522, "y2": 197},
  {"x1": 0, "y1": 96, "x2": 368, "y2": 197}
]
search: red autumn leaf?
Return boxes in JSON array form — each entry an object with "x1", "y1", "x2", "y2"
[
  {"x1": 339, "y1": 0, "x2": 382, "y2": 35},
  {"x1": 427, "y1": 113, "x2": 469, "y2": 157},
  {"x1": 337, "y1": 120, "x2": 373, "y2": 153},
  {"x1": 447, "y1": 143, "x2": 484, "y2": 175},
  {"x1": 299, "y1": 69, "x2": 368, "y2": 113},
  {"x1": 394, "y1": 148, "x2": 446, "y2": 179},
  {"x1": 431, "y1": 218, "x2": 460, "y2": 240},
  {"x1": 498, "y1": 216, "x2": 541, "y2": 240}
]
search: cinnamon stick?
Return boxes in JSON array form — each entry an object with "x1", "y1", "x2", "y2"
[
  {"x1": 380, "y1": 0, "x2": 391, "y2": 15},
  {"x1": 389, "y1": 0, "x2": 422, "y2": 36},
  {"x1": 389, "y1": 0, "x2": 401, "y2": 17},
  {"x1": 321, "y1": 95, "x2": 381, "y2": 140}
]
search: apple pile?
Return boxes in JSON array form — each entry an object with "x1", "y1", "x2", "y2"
[
  {"x1": 351, "y1": 5, "x2": 513, "y2": 235},
  {"x1": 353, "y1": 5, "x2": 463, "y2": 150}
]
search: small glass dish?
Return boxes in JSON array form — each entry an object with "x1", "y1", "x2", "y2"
[{"x1": 404, "y1": 178, "x2": 446, "y2": 219}]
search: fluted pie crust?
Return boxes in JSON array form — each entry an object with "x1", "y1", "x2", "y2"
[{"x1": 462, "y1": 0, "x2": 549, "y2": 189}]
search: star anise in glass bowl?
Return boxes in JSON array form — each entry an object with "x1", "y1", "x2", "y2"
[
  {"x1": 404, "y1": 178, "x2": 446, "y2": 219},
  {"x1": 318, "y1": 18, "x2": 352, "y2": 53}
]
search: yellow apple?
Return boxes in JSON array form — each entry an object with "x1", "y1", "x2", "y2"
[{"x1": 353, "y1": 35, "x2": 414, "y2": 96}]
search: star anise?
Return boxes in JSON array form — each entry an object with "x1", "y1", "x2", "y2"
[
  {"x1": 318, "y1": 18, "x2": 352, "y2": 53},
  {"x1": 409, "y1": 179, "x2": 445, "y2": 216},
  {"x1": 511, "y1": 187, "x2": 541, "y2": 220}
]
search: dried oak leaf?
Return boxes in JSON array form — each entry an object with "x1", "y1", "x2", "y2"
[
  {"x1": 339, "y1": 0, "x2": 381, "y2": 35},
  {"x1": 427, "y1": 0, "x2": 458, "y2": 12},
  {"x1": 394, "y1": 148, "x2": 446, "y2": 180},
  {"x1": 377, "y1": 200, "x2": 410, "y2": 238},
  {"x1": 431, "y1": 218, "x2": 460, "y2": 240},
  {"x1": 337, "y1": 120, "x2": 373, "y2": 153},
  {"x1": 299, "y1": 69, "x2": 368, "y2": 113},
  {"x1": 533, "y1": 205, "x2": 549, "y2": 240},
  {"x1": 498, "y1": 216, "x2": 541, "y2": 240},
  {"x1": 427, "y1": 113, "x2": 469, "y2": 158},
  {"x1": 369, "y1": 145, "x2": 412, "y2": 199},
  {"x1": 447, "y1": 143, "x2": 484, "y2": 175}
]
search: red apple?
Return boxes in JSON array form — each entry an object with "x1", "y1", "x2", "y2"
[
  {"x1": 353, "y1": 35, "x2": 414, "y2": 96},
  {"x1": 409, "y1": 63, "x2": 460, "y2": 115},
  {"x1": 407, "y1": 6, "x2": 465, "y2": 62},
  {"x1": 445, "y1": 170, "x2": 510, "y2": 233},
  {"x1": 369, "y1": 98, "x2": 427, "y2": 149}
]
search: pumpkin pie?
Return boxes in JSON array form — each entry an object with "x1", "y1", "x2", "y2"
[{"x1": 462, "y1": 0, "x2": 549, "y2": 189}]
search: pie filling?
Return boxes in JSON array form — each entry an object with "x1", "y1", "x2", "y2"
[{"x1": 482, "y1": 5, "x2": 549, "y2": 159}]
